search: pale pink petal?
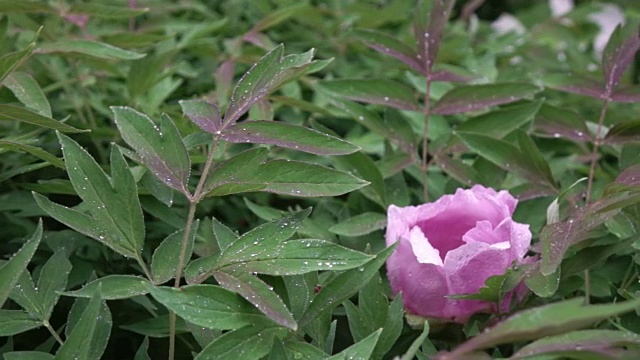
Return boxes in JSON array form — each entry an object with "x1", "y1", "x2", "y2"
[{"x1": 409, "y1": 227, "x2": 443, "y2": 266}]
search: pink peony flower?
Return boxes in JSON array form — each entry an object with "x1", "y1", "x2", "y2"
[{"x1": 385, "y1": 185, "x2": 531, "y2": 323}]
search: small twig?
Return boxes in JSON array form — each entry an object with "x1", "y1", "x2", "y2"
[
  {"x1": 421, "y1": 78, "x2": 433, "y2": 202},
  {"x1": 43, "y1": 320, "x2": 63, "y2": 345},
  {"x1": 585, "y1": 98, "x2": 610, "y2": 204}
]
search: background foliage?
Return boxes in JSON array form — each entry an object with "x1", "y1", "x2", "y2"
[{"x1": 2, "y1": 0, "x2": 640, "y2": 359}]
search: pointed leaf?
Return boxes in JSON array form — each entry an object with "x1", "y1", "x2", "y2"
[
  {"x1": 63, "y1": 296, "x2": 112, "y2": 360},
  {"x1": 299, "y1": 244, "x2": 395, "y2": 327},
  {"x1": 327, "y1": 329, "x2": 382, "y2": 360},
  {"x1": 320, "y1": 79, "x2": 420, "y2": 111},
  {"x1": 0, "y1": 43, "x2": 34, "y2": 83},
  {"x1": 4, "y1": 352, "x2": 54, "y2": 360},
  {"x1": 611, "y1": 85, "x2": 640, "y2": 103},
  {"x1": 0, "y1": 140, "x2": 65, "y2": 169},
  {"x1": 63, "y1": 275, "x2": 150, "y2": 300},
  {"x1": 0, "y1": 105, "x2": 87, "y2": 132},
  {"x1": 223, "y1": 45, "x2": 315, "y2": 126},
  {"x1": 448, "y1": 297, "x2": 640, "y2": 356},
  {"x1": 148, "y1": 284, "x2": 269, "y2": 330},
  {"x1": 179, "y1": 99, "x2": 222, "y2": 134},
  {"x1": 534, "y1": 104, "x2": 591, "y2": 141},
  {"x1": 543, "y1": 72, "x2": 605, "y2": 99},
  {"x1": 54, "y1": 137, "x2": 145, "y2": 259},
  {"x1": 38, "y1": 40, "x2": 146, "y2": 60},
  {"x1": 4, "y1": 71, "x2": 52, "y2": 117},
  {"x1": 329, "y1": 212, "x2": 387, "y2": 236},
  {"x1": 54, "y1": 292, "x2": 105, "y2": 360},
  {"x1": 434, "y1": 83, "x2": 540, "y2": 115},
  {"x1": 220, "y1": 121, "x2": 360, "y2": 155},
  {"x1": 456, "y1": 100, "x2": 542, "y2": 138},
  {"x1": 352, "y1": 28, "x2": 423, "y2": 74},
  {"x1": 203, "y1": 147, "x2": 269, "y2": 196},
  {"x1": 112, "y1": 107, "x2": 191, "y2": 196},
  {"x1": 602, "y1": 24, "x2": 640, "y2": 97},
  {"x1": 37, "y1": 251, "x2": 72, "y2": 318},
  {"x1": 513, "y1": 329, "x2": 640, "y2": 359},
  {"x1": 151, "y1": 221, "x2": 199, "y2": 284},
  {"x1": 223, "y1": 239, "x2": 373, "y2": 276},
  {"x1": 414, "y1": 0, "x2": 455, "y2": 74},
  {"x1": 196, "y1": 325, "x2": 288, "y2": 360},
  {"x1": 214, "y1": 269, "x2": 297, "y2": 330},
  {"x1": 0, "y1": 221, "x2": 42, "y2": 308},
  {"x1": 68, "y1": 3, "x2": 149, "y2": 18},
  {"x1": 0, "y1": 310, "x2": 40, "y2": 336},
  {"x1": 604, "y1": 120, "x2": 640, "y2": 144},
  {"x1": 206, "y1": 158, "x2": 368, "y2": 197}
]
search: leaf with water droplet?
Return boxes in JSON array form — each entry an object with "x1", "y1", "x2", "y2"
[
  {"x1": 0, "y1": 221, "x2": 42, "y2": 308},
  {"x1": 63, "y1": 275, "x2": 150, "y2": 300},
  {"x1": 151, "y1": 221, "x2": 199, "y2": 284},
  {"x1": 219, "y1": 120, "x2": 360, "y2": 156},
  {"x1": 319, "y1": 78, "x2": 420, "y2": 111},
  {"x1": 433, "y1": 83, "x2": 540, "y2": 115},
  {"x1": 195, "y1": 324, "x2": 289, "y2": 360},
  {"x1": 112, "y1": 106, "x2": 191, "y2": 196}
]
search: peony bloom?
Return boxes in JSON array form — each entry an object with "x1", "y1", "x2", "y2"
[{"x1": 385, "y1": 185, "x2": 531, "y2": 323}]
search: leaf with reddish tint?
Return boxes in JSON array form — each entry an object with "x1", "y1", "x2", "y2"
[
  {"x1": 434, "y1": 155, "x2": 482, "y2": 186},
  {"x1": 320, "y1": 79, "x2": 421, "y2": 111},
  {"x1": 433, "y1": 83, "x2": 540, "y2": 115},
  {"x1": 543, "y1": 72, "x2": 604, "y2": 99},
  {"x1": 214, "y1": 269, "x2": 296, "y2": 330},
  {"x1": 614, "y1": 164, "x2": 640, "y2": 187},
  {"x1": 604, "y1": 120, "x2": 640, "y2": 144},
  {"x1": 539, "y1": 192, "x2": 640, "y2": 276},
  {"x1": 179, "y1": 100, "x2": 221, "y2": 134},
  {"x1": 352, "y1": 29, "x2": 423, "y2": 74},
  {"x1": 534, "y1": 104, "x2": 591, "y2": 142},
  {"x1": 223, "y1": 45, "x2": 315, "y2": 126},
  {"x1": 414, "y1": 0, "x2": 455, "y2": 74},
  {"x1": 112, "y1": 107, "x2": 191, "y2": 196},
  {"x1": 611, "y1": 85, "x2": 640, "y2": 103},
  {"x1": 446, "y1": 297, "x2": 640, "y2": 358},
  {"x1": 513, "y1": 329, "x2": 640, "y2": 359},
  {"x1": 602, "y1": 24, "x2": 640, "y2": 98},
  {"x1": 219, "y1": 121, "x2": 360, "y2": 155},
  {"x1": 430, "y1": 66, "x2": 475, "y2": 83}
]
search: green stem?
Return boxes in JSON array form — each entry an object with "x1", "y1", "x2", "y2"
[
  {"x1": 585, "y1": 98, "x2": 610, "y2": 204},
  {"x1": 168, "y1": 138, "x2": 219, "y2": 360},
  {"x1": 43, "y1": 320, "x2": 63, "y2": 345}
]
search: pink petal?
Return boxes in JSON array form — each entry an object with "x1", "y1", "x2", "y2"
[{"x1": 409, "y1": 227, "x2": 443, "y2": 266}]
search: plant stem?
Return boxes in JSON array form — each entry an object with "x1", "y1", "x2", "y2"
[
  {"x1": 585, "y1": 98, "x2": 610, "y2": 204},
  {"x1": 168, "y1": 138, "x2": 219, "y2": 360},
  {"x1": 43, "y1": 320, "x2": 63, "y2": 345},
  {"x1": 421, "y1": 78, "x2": 433, "y2": 202}
]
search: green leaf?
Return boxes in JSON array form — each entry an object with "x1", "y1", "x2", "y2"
[
  {"x1": 69, "y1": 3, "x2": 149, "y2": 18},
  {"x1": 0, "y1": 310, "x2": 40, "y2": 336},
  {"x1": 37, "y1": 137, "x2": 146, "y2": 259},
  {"x1": 433, "y1": 83, "x2": 540, "y2": 115},
  {"x1": 0, "y1": 140, "x2": 65, "y2": 169},
  {"x1": 400, "y1": 321, "x2": 430, "y2": 360},
  {"x1": 134, "y1": 337, "x2": 151, "y2": 360},
  {"x1": 213, "y1": 268, "x2": 297, "y2": 330},
  {"x1": 512, "y1": 329, "x2": 640, "y2": 359},
  {"x1": 329, "y1": 212, "x2": 387, "y2": 236},
  {"x1": 534, "y1": 103, "x2": 590, "y2": 142},
  {"x1": 121, "y1": 314, "x2": 188, "y2": 338},
  {"x1": 223, "y1": 44, "x2": 315, "y2": 126},
  {"x1": 63, "y1": 275, "x2": 150, "y2": 300},
  {"x1": 352, "y1": 28, "x2": 422, "y2": 73},
  {"x1": 320, "y1": 79, "x2": 421, "y2": 111},
  {"x1": 148, "y1": 284, "x2": 269, "y2": 330},
  {"x1": 206, "y1": 151, "x2": 368, "y2": 197},
  {"x1": 38, "y1": 40, "x2": 145, "y2": 60},
  {"x1": 196, "y1": 325, "x2": 289, "y2": 360},
  {"x1": 456, "y1": 100, "x2": 542, "y2": 138},
  {"x1": 327, "y1": 329, "x2": 382, "y2": 360},
  {"x1": 179, "y1": 99, "x2": 222, "y2": 134},
  {"x1": 220, "y1": 121, "x2": 360, "y2": 155},
  {"x1": 4, "y1": 71, "x2": 52, "y2": 117},
  {"x1": 112, "y1": 107, "x2": 191, "y2": 196},
  {"x1": 0, "y1": 105, "x2": 87, "y2": 132},
  {"x1": 0, "y1": 221, "x2": 42, "y2": 308},
  {"x1": 605, "y1": 120, "x2": 640, "y2": 144},
  {"x1": 0, "y1": 1, "x2": 53, "y2": 12},
  {"x1": 299, "y1": 244, "x2": 395, "y2": 327},
  {"x1": 3, "y1": 352, "x2": 54, "y2": 360},
  {"x1": 36, "y1": 251, "x2": 72, "y2": 318},
  {"x1": 151, "y1": 221, "x2": 199, "y2": 284},
  {"x1": 0, "y1": 43, "x2": 34, "y2": 83},
  {"x1": 64, "y1": 296, "x2": 112, "y2": 360},
  {"x1": 55, "y1": 292, "x2": 106, "y2": 360},
  {"x1": 448, "y1": 297, "x2": 640, "y2": 357}
]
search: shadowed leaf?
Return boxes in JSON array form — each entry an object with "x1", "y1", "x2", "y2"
[
  {"x1": 0, "y1": 105, "x2": 87, "y2": 133},
  {"x1": 38, "y1": 40, "x2": 145, "y2": 60},
  {"x1": 320, "y1": 79, "x2": 421, "y2": 111},
  {"x1": 604, "y1": 121, "x2": 640, "y2": 144},
  {"x1": 433, "y1": 83, "x2": 540, "y2": 115},
  {"x1": 414, "y1": 0, "x2": 455, "y2": 75},
  {"x1": 179, "y1": 99, "x2": 222, "y2": 134},
  {"x1": 0, "y1": 221, "x2": 42, "y2": 308},
  {"x1": 602, "y1": 24, "x2": 640, "y2": 98},
  {"x1": 352, "y1": 29, "x2": 422, "y2": 74}
]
